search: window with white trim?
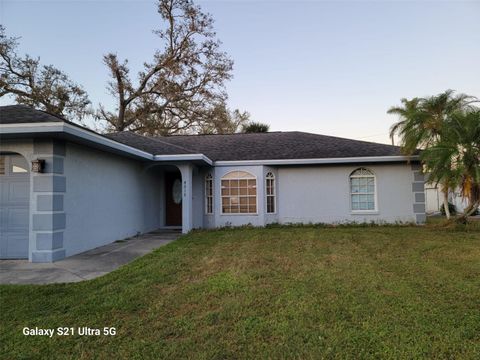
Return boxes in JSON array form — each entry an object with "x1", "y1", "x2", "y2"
[
  {"x1": 350, "y1": 168, "x2": 376, "y2": 211},
  {"x1": 266, "y1": 172, "x2": 275, "y2": 213},
  {"x1": 221, "y1": 171, "x2": 257, "y2": 214},
  {"x1": 205, "y1": 173, "x2": 213, "y2": 214}
]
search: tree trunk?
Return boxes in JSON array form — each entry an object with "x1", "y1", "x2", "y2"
[
  {"x1": 456, "y1": 201, "x2": 480, "y2": 224},
  {"x1": 442, "y1": 186, "x2": 451, "y2": 220}
]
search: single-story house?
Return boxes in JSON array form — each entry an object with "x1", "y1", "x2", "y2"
[{"x1": 0, "y1": 105, "x2": 425, "y2": 262}]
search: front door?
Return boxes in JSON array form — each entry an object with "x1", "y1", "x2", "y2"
[{"x1": 165, "y1": 172, "x2": 182, "y2": 226}]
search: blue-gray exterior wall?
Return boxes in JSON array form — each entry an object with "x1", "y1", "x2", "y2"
[
  {"x1": 276, "y1": 164, "x2": 419, "y2": 224},
  {"x1": 199, "y1": 163, "x2": 422, "y2": 228},
  {"x1": 62, "y1": 142, "x2": 162, "y2": 257}
]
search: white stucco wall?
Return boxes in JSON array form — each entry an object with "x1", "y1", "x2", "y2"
[
  {"x1": 277, "y1": 164, "x2": 417, "y2": 224},
  {"x1": 63, "y1": 142, "x2": 162, "y2": 257}
]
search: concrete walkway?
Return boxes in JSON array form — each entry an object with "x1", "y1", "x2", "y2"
[{"x1": 0, "y1": 229, "x2": 180, "y2": 285}]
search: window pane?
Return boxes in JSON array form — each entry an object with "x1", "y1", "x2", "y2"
[
  {"x1": 239, "y1": 205, "x2": 249, "y2": 213},
  {"x1": 0, "y1": 156, "x2": 5, "y2": 175},
  {"x1": 352, "y1": 202, "x2": 359, "y2": 210},
  {"x1": 267, "y1": 196, "x2": 275, "y2": 213},
  {"x1": 239, "y1": 179, "x2": 247, "y2": 187},
  {"x1": 12, "y1": 165, "x2": 28, "y2": 173}
]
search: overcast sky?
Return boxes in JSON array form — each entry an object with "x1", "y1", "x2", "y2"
[{"x1": 1, "y1": 0, "x2": 479, "y2": 144}]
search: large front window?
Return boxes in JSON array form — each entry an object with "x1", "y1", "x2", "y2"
[
  {"x1": 350, "y1": 168, "x2": 376, "y2": 211},
  {"x1": 221, "y1": 171, "x2": 257, "y2": 214}
]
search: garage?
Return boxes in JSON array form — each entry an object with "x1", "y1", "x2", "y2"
[{"x1": 0, "y1": 154, "x2": 30, "y2": 259}]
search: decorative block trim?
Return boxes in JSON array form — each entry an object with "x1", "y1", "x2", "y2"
[
  {"x1": 412, "y1": 182, "x2": 424, "y2": 192},
  {"x1": 37, "y1": 194, "x2": 64, "y2": 211},
  {"x1": 33, "y1": 213, "x2": 66, "y2": 231},
  {"x1": 36, "y1": 232, "x2": 64, "y2": 250},
  {"x1": 413, "y1": 172, "x2": 425, "y2": 182},
  {"x1": 416, "y1": 214, "x2": 427, "y2": 224},
  {"x1": 31, "y1": 249, "x2": 66, "y2": 263},
  {"x1": 413, "y1": 203, "x2": 426, "y2": 213},
  {"x1": 415, "y1": 193, "x2": 425, "y2": 203},
  {"x1": 33, "y1": 175, "x2": 66, "y2": 192}
]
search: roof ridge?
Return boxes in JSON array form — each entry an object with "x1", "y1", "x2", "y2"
[{"x1": 163, "y1": 131, "x2": 285, "y2": 138}]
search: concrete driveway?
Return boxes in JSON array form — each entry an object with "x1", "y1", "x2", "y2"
[{"x1": 0, "y1": 229, "x2": 180, "y2": 285}]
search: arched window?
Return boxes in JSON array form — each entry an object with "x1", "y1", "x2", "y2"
[
  {"x1": 350, "y1": 168, "x2": 376, "y2": 211},
  {"x1": 266, "y1": 172, "x2": 275, "y2": 213},
  {"x1": 205, "y1": 173, "x2": 214, "y2": 214},
  {"x1": 221, "y1": 171, "x2": 257, "y2": 214}
]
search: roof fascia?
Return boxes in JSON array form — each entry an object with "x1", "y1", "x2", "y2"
[{"x1": 213, "y1": 156, "x2": 419, "y2": 167}]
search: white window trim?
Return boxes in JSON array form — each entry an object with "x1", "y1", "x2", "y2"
[
  {"x1": 265, "y1": 172, "x2": 276, "y2": 214},
  {"x1": 220, "y1": 170, "x2": 258, "y2": 215},
  {"x1": 205, "y1": 173, "x2": 214, "y2": 215},
  {"x1": 349, "y1": 168, "x2": 379, "y2": 214}
]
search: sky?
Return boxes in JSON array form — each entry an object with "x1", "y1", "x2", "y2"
[{"x1": 1, "y1": 0, "x2": 479, "y2": 144}]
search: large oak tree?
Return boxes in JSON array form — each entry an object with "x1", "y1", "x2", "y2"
[
  {"x1": 97, "y1": 0, "x2": 234, "y2": 135},
  {"x1": 0, "y1": 25, "x2": 91, "y2": 121}
]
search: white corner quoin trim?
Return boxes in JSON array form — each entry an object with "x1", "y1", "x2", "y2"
[{"x1": 1, "y1": 122, "x2": 417, "y2": 166}]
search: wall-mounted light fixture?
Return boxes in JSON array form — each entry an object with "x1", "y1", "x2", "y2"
[{"x1": 31, "y1": 159, "x2": 45, "y2": 173}]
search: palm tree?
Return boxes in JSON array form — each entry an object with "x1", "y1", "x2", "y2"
[
  {"x1": 242, "y1": 122, "x2": 270, "y2": 133},
  {"x1": 388, "y1": 90, "x2": 477, "y2": 219},
  {"x1": 422, "y1": 109, "x2": 480, "y2": 222}
]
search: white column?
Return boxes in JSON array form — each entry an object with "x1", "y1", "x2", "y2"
[{"x1": 177, "y1": 164, "x2": 193, "y2": 233}]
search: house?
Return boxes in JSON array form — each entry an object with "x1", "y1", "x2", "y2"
[
  {"x1": 425, "y1": 184, "x2": 470, "y2": 214},
  {"x1": 0, "y1": 105, "x2": 426, "y2": 262}
]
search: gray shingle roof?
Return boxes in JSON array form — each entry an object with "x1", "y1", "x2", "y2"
[
  {"x1": 1, "y1": 105, "x2": 405, "y2": 162},
  {"x1": 0, "y1": 105, "x2": 64, "y2": 124},
  {"x1": 107, "y1": 131, "x2": 403, "y2": 161},
  {"x1": 105, "y1": 132, "x2": 193, "y2": 155},
  {"x1": 161, "y1": 132, "x2": 403, "y2": 161}
]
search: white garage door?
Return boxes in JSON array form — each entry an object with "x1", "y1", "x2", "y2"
[{"x1": 0, "y1": 154, "x2": 30, "y2": 259}]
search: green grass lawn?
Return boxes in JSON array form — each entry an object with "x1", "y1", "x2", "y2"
[{"x1": 1, "y1": 222, "x2": 480, "y2": 359}]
